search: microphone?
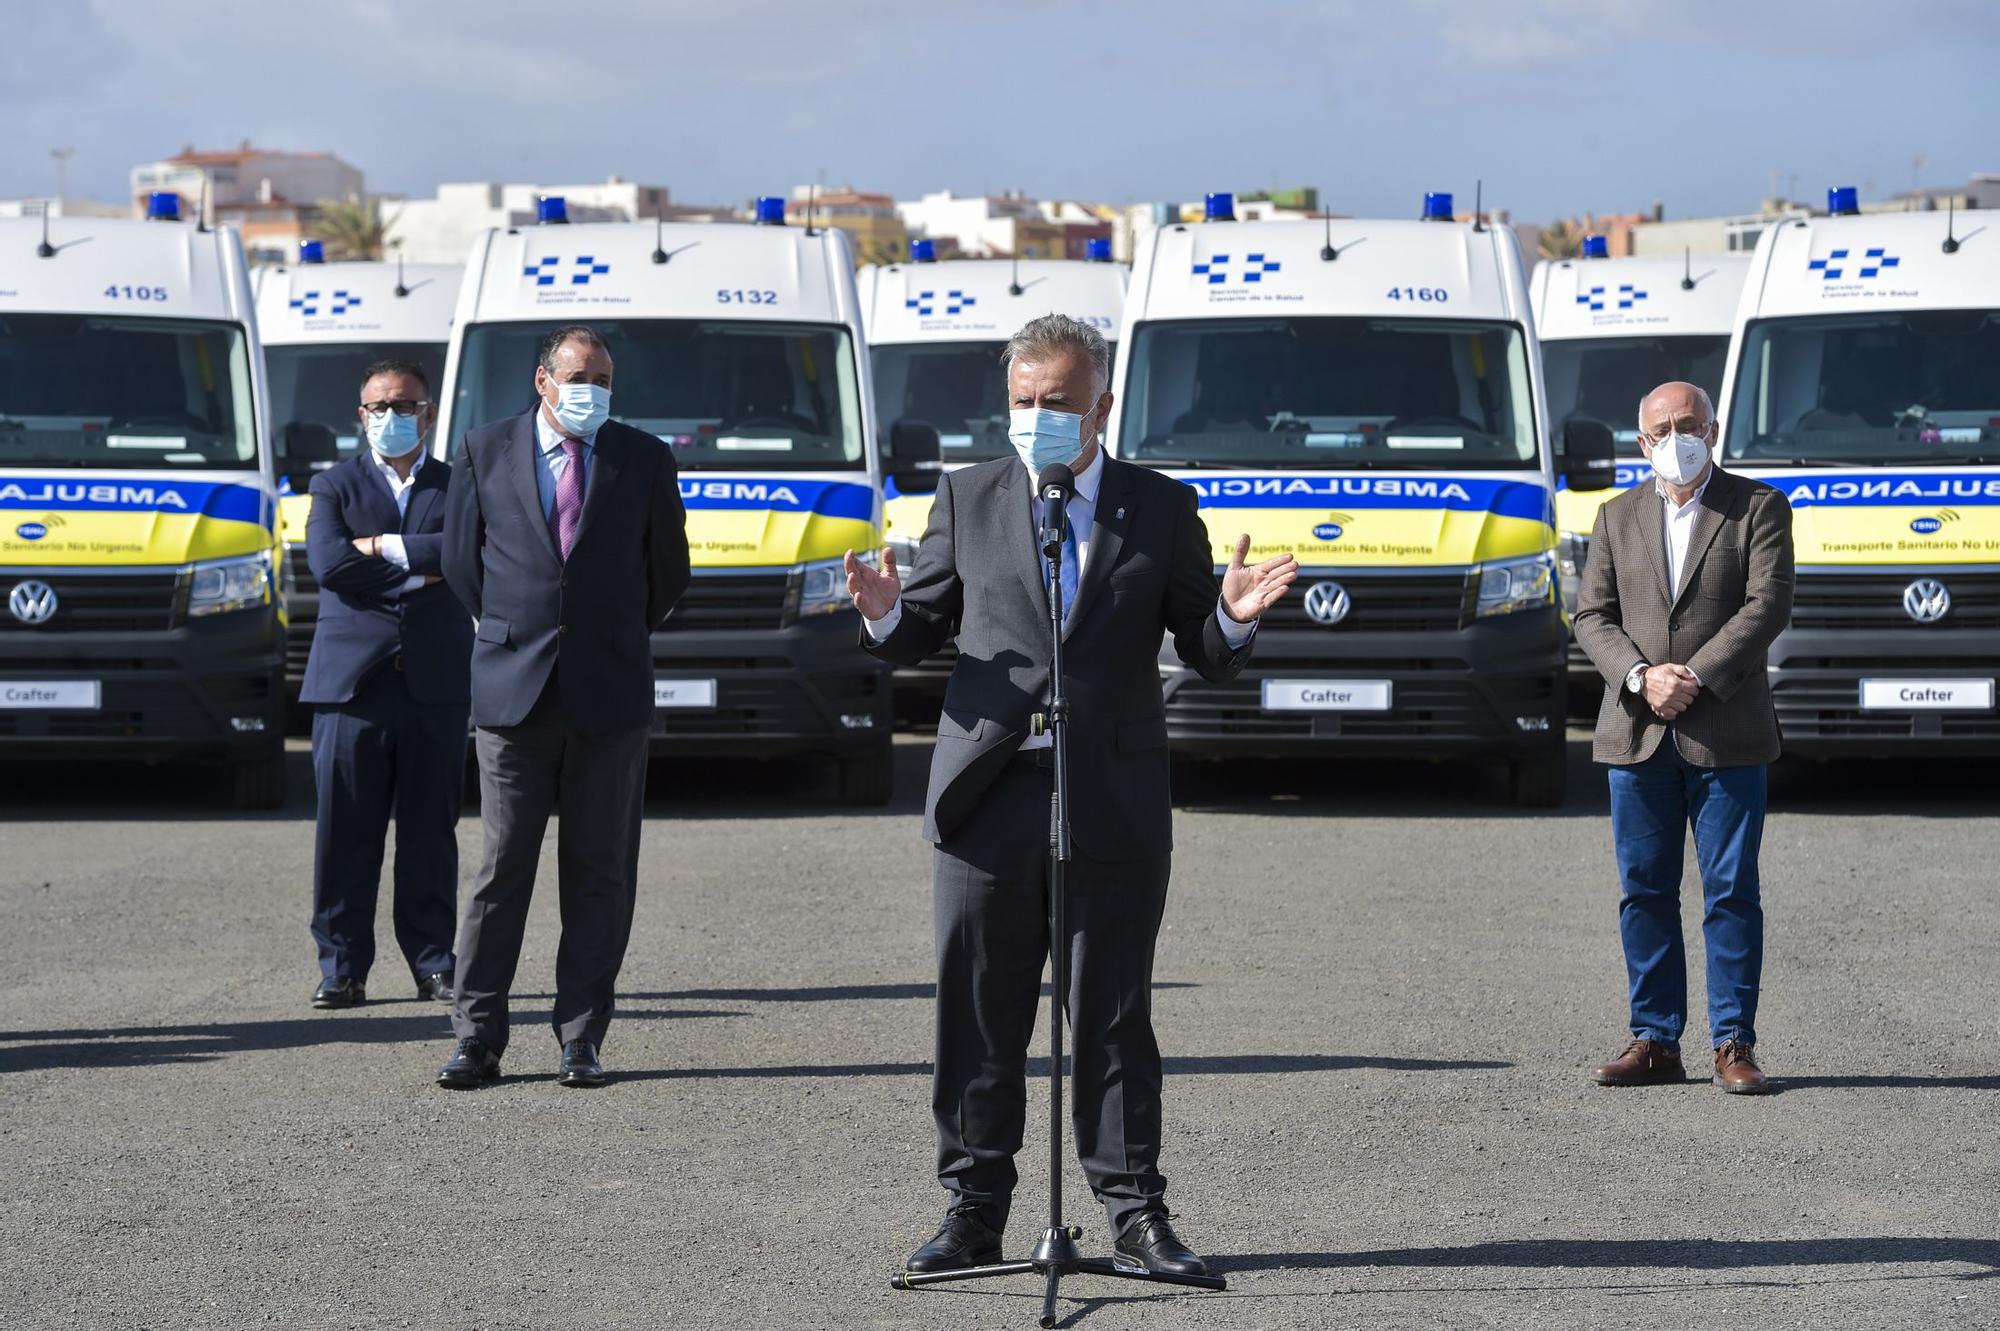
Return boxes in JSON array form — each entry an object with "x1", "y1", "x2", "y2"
[{"x1": 1037, "y1": 462, "x2": 1075, "y2": 559}]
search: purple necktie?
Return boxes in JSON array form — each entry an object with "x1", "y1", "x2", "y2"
[{"x1": 550, "y1": 438, "x2": 583, "y2": 560}]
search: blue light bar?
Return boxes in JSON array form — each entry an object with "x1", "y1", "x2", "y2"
[
  {"x1": 1827, "y1": 185, "x2": 1859, "y2": 216},
  {"x1": 755, "y1": 196, "x2": 786, "y2": 225},
  {"x1": 145, "y1": 191, "x2": 182, "y2": 222},
  {"x1": 1422, "y1": 192, "x2": 1454, "y2": 221},
  {"x1": 536, "y1": 195, "x2": 568, "y2": 224},
  {"x1": 1203, "y1": 192, "x2": 1235, "y2": 222},
  {"x1": 910, "y1": 238, "x2": 938, "y2": 263},
  {"x1": 1085, "y1": 237, "x2": 1112, "y2": 262},
  {"x1": 299, "y1": 239, "x2": 326, "y2": 264},
  {"x1": 1580, "y1": 234, "x2": 1609, "y2": 259}
]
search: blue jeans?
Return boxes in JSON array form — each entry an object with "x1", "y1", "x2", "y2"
[{"x1": 1606, "y1": 739, "x2": 1766, "y2": 1049}]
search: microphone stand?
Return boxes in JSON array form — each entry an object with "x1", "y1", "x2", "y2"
[{"x1": 892, "y1": 466, "x2": 1226, "y2": 1326}]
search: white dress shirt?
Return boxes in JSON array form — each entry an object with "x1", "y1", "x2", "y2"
[
  {"x1": 863, "y1": 450, "x2": 1257, "y2": 748},
  {"x1": 1626, "y1": 469, "x2": 1712, "y2": 694},
  {"x1": 370, "y1": 448, "x2": 428, "y2": 597}
]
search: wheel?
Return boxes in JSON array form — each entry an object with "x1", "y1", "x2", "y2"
[
  {"x1": 838, "y1": 745, "x2": 894, "y2": 807},
  {"x1": 1509, "y1": 748, "x2": 1567, "y2": 808},
  {"x1": 230, "y1": 748, "x2": 287, "y2": 810}
]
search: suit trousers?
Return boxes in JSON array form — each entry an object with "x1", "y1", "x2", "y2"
[
  {"x1": 932, "y1": 761, "x2": 1172, "y2": 1238},
  {"x1": 1607, "y1": 739, "x2": 1767, "y2": 1048},
  {"x1": 451, "y1": 677, "x2": 650, "y2": 1055},
  {"x1": 309, "y1": 668, "x2": 465, "y2": 984}
]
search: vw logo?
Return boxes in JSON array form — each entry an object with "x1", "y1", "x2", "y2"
[
  {"x1": 1902, "y1": 578, "x2": 1951, "y2": 624},
  {"x1": 1303, "y1": 580, "x2": 1352, "y2": 626},
  {"x1": 8, "y1": 579, "x2": 58, "y2": 625}
]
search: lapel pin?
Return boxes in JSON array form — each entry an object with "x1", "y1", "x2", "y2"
[{"x1": 1115, "y1": 507, "x2": 1126, "y2": 520}]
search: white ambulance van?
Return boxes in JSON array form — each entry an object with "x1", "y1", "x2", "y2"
[
  {"x1": 858, "y1": 239, "x2": 1127, "y2": 700},
  {"x1": 1106, "y1": 191, "x2": 1615, "y2": 805},
  {"x1": 1718, "y1": 186, "x2": 2000, "y2": 755},
  {"x1": 436, "y1": 195, "x2": 895, "y2": 801},
  {"x1": 1532, "y1": 240, "x2": 1749, "y2": 683},
  {"x1": 0, "y1": 193, "x2": 286, "y2": 806},
  {"x1": 253, "y1": 245, "x2": 460, "y2": 698}
]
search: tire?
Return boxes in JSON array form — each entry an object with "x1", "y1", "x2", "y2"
[
  {"x1": 1509, "y1": 748, "x2": 1567, "y2": 808},
  {"x1": 837, "y1": 744, "x2": 895, "y2": 807},
  {"x1": 231, "y1": 748, "x2": 287, "y2": 811}
]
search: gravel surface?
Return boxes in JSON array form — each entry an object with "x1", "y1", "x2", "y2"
[{"x1": 1, "y1": 736, "x2": 1995, "y2": 1330}]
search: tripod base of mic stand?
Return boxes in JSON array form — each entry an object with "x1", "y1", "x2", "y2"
[{"x1": 892, "y1": 1224, "x2": 1228, "y2": 1328}]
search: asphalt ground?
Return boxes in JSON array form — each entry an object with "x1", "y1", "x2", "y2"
[{"x1": 1, "y1": 734, "x2": 1995, "y2": 1330}]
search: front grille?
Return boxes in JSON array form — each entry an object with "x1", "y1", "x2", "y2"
[
  {"x1": 0, "y1": 570, "x2": 184, "y2": 633},
  {"x1": 1792, "y1": 571, "x2": 2000, "y2": 630},
  {"x1": 661, "y1": 573, "x2": 793, "y2": 632},
  {"x1": 1167, "y1": 672, "x2": 1555, "y2": 742},
  {"x1": 284, "y1": 545, "x2": 320, "y2": 601},
  {"x1": 1256, "y1": 572, "x2": 1469, "y2": 634},
  {"x1": 1774, "y1": 676, "x2": 2000, "y2": 741}
]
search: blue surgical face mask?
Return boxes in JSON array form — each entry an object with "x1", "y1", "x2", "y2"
[
  {"x1": 549, "y1": 382, "x2": 611, "y2": 437},
  {"x1": 1008, "y1": 406, "x2": 1089, "y2": 474},
  {"x1": 364, "y1": 409, "x2": 424, "y2": 459}
]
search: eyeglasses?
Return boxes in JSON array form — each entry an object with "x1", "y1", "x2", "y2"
[
  {"x1": 1638, "y1": 419, "x2": 1712, "y2": 445},
  {"x1": 361, "y1": 399, "x2": 431, "y2": 418}
]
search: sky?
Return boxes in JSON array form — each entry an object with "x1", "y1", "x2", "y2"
[{"x1": 5, "y1": 0, "x2": 1999, "y2": 224}]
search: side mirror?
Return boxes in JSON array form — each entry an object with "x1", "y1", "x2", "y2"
[
  {"x1": 1560, "y1": 417, "x2": 1617, "y2": 492},
  {"x1": 887, "y1": 417, "x2": 944, "y2": 491}
]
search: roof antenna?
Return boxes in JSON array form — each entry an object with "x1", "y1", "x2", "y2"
[
  {"x1": 196, "y1": 175, "x2": 209, "y2": 233},
  {"x1": 1681, "y1": 245, "x2": 1695, "y2": 290},
  {"x1": 1320, "y1": 188, "x2": 1337, "y2": 261},
  {"x1": 36, "y1": 205, "x2": 54, "y2": 258},
  {"x1": 804, "y1": 182, "x2": 819, "y2": 237},
  {"x1": 1472, "y1": 179, "x2": 1486, "y2": 233},
  {"x1": 1009, "y1": 247, "x2": 1023, "y2": 296},
  {"x1": 651, "y1": 217, "x2": 668, "y2": 264},
  {"x1": 1943, "y1": 196, "x2": 1960, "y2": 254},
  {"x1": 394, "y1": 252, "x2": 410, "y2": 297}
]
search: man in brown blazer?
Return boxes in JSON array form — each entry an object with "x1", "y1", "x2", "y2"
[{"x1": 1573, "y1": 381, "x2": 1795, "y2": 1095}]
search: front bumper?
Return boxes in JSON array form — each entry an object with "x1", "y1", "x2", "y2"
[
  {"x1": 1771, "y1": 626, "x2": 2000, "y2": 756},
  {"x1": 1163, "y1": 606, "x2": 1565, "y2": 757},
  {"x1": 0, "y1": 610, "x2": 285, "y2": 760},
  {"x1": 647, "y1": 610, "x2": 892, "y2": 758}
]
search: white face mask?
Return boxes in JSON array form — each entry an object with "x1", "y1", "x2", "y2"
[
  {"x1": 548, "y1": 382, "x2": 611, "y2": 437},
  {"x1": 1647, "y1": 428, "x2": 1709, "y2": 487},
  {"x1": 1007, "y1": 406, "x2": 1089, "y2": 475},
  {"x1": 364, "y1": 409, "x2": 424, "y2": 458}
]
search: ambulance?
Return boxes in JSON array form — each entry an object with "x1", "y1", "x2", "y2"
[
  {"x1": 858, "y1": 239, "x2": 1127, "y2": 700},
  {"x1": 253, "y1": 246, "x2": 460, "y2": 698},
  {"x1": 1717, "y1": 186, "x2": 2000, "y2": 754},
  {"x1": 436, "y1": 196, "x2": 896, "y2": 802},
  {"x1": 0, "y1": 194, "x2": 287, "y2": 806},
  {"x1": 1106, "y1": 191, "x2": 1615, "y2": 805},
  {"x1": 1532, "y1": 240, "x2": 1749, "y2": 684}
]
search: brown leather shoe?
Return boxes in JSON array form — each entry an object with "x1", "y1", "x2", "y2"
[
  {"x1": 1713, "y1": 1039, "x2": 1771, "y2": 1095},
  {"x1": 1590, "y1": 1038, "x2": 1685, "y2": 1086}
]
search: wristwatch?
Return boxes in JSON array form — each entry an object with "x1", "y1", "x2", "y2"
[{"x1": 1625, "y1": 662, "x2": 1649, "y2": 694}]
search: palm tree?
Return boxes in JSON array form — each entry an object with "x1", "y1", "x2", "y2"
[
  {"x1": 1537, "y1": 218, "x2": 1586, "y2": 260},
  {"x1": 313, "y1": 195, "x2": 399, "y2": 261}
]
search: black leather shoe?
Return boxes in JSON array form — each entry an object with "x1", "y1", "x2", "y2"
[
  {"x1": 557, "y1": 1040, "x2": 607, "y2": 1088},
  {"x1": 415, "y1": 971, "x2": 454, "y2": 1003},
  {"x1": 1113, "y1": 1213, "x2": 1209, "y2": 1278},
  {"x1": 904, "y1": 1205, "x2": 1003, "y2": 1273},
  {"x1": 436, "y1": 1038, "x2": 501, "y2": 1089},
  {"x1": 311, "y1": 976, "x2": 365, "y2": 1009}
]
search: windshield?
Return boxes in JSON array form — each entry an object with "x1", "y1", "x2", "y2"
[
  {"x1": 451, "y1": 319, "x2": 864, "y2": 470},
  {"x1": 1725, "y1": 310, "x2": 2000, "y2": 464},
  {"x1": 1119, "y1": 317, "x2": 1538, "y2": 469},
  {"x1": 1543, "y1": 334, "x2": 1729, "y2": 454},
  {"x1": 872, "y1": 340, "x2": 1010, "y2": 462},
  {"x1": 0, "y1": 313, "x2": 256, "y2": 469},
  {"x1": 267, "y1": 341, "x2": 445, "y2": 481}
]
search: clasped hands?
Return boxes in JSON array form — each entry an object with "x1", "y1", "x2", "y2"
[
  {"x1": 1643, "y1": 663, "x2": 1700, "y2": 721},
  {"x1": 351, "y1": 535, "x2": 440, "y2": 586}
]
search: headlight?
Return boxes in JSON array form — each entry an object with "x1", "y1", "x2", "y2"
[
  {"x1": 793, "y1": 554, "x2": 865, "y2": 618},
  {"x1": 188, "y1": 552, "x2": 273, "y2": 617},
  {"x1": 886, "y1": 535, "x2": 922, "y2": 583},
  {"x1": 1472, "y1": 551, "x2": 1557, "y2": 619}
]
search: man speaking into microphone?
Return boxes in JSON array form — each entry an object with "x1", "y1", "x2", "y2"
[{"x1": 844, "y1": 314, "x2": 1296, "y2": 1278}]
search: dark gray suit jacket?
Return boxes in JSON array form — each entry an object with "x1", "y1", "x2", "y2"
[
  {"x1": 865, "y1": 456, "x2": 1253, "y2": 859},
  {"x1": 1574, "y1": 465, "x2": 1794, "y2": 767},
  {"x1": 443, "y1": 412, "x2": 691, "y2": 734}
]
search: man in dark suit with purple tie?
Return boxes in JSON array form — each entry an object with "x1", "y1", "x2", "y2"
[{"x1": 436, "y1": 325, "x2": 690, "y2": 1090}]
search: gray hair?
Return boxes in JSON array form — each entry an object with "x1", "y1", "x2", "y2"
[
  {"x1": 1636, "y1": 383, "x2": 1715, "y2": 435},
  {"x1": 538, "y1": 323, "x2": 610, "y2": 375},
  {"x1": 1003, "y1": 313, "x2": 1111, "y2": 395}
]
